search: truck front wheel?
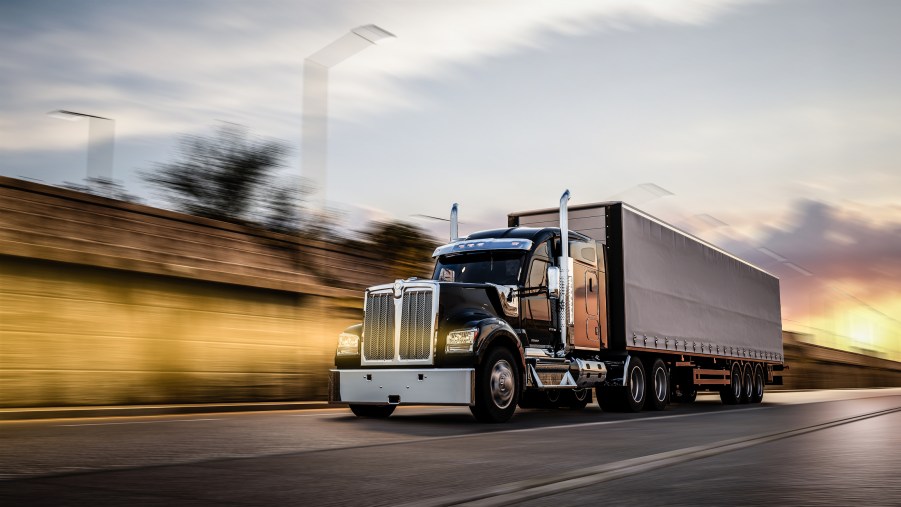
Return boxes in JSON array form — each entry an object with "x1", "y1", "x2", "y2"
[
  {"x1": 471, "y1": 347, "x2": 519, "y2": 423},
  {"x1": 349, "y1": 404, "x2": 396, "y2": 418}
]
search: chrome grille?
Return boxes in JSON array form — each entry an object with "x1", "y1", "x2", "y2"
[
  {"x1": 363, "y1": 292, "x2": 395, "y2": 361},
  {"x1": 361, "y1": 282, "x2": 437, "y2": 365},
  {"x1": 399, "y1": 290, "x2": 433, "y2": 360}
]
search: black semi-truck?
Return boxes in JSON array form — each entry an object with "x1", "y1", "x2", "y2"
[{"x1": 330, "y1": 191, "x2": 784, "y2": 423}]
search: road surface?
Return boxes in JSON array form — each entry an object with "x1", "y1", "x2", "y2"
[{"x1": 2, "y1": 388, "x2": 899, "y2": 506}]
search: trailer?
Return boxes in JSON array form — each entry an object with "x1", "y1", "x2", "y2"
[{"x1": 330, "y1": 191, "x2": 784, "y2": 422}]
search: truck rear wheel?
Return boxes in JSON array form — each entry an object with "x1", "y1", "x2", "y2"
[
  {"x1": 750, "y1": 364, "x2": 765, "y2": 403},
  {"x1": 597, "y1": 356, "x2": 646, "y2": 412},
  {"x1": 719, "y1": 362, "x2": 743, "y2": 405},
  {"x1": 349, "y1": 404, "x2": 396, "y2": 418},
  {"x1": 646, "y1": 358, "x2": 669, "y2": 411},
  {"x1": 470, "y1": 347, "x2": 518, "y2": 423}
]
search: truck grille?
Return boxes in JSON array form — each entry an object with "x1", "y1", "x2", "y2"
[
  {"x1": 363, "y1": 293, "x2": 395, "y2": 361},
  {"x1": 362, "y1": 283, "x2": 437, "y2": 365},
  {"x1": 399, "y1": 290, "x2": 433, "y2": 360}
]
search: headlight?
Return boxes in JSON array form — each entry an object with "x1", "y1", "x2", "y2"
[
  {"x1": 337, "y1": 333, "x2": 360, "y2": 356},
  {"x1": 446, "y1": 328, "x2": 478, "y2": 353}
]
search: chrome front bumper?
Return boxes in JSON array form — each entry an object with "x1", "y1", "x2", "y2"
[{"x1": 329, "y1": 368, "x2": 475, "y2": 406}]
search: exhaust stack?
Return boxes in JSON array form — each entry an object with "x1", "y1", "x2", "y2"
[
  {"x1": 450, "y1": 203, "x2": 459, "y2": 241},
  {"x1": 559, "y1": 190, "x2": 570, "y2": 352}
]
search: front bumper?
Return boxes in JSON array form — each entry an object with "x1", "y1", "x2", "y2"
[{"x1": 329, "y1": 368, "x2": 475, "y2": 406}]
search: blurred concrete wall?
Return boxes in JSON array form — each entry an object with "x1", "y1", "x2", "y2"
[
  {"x1": 781, "y1": 331, "x2": 901, "y2": 390},
  {"x1": 0, "y1": 177, "x2": 386, "y2": 407},
  {"x1": 1, "y1": 177, "x2": 899, "y2": 407}
]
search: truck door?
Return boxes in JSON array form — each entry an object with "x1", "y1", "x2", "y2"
[
  {"x1": 572, "y1": 261, "x2": 602, "y2": 350},
  {"x1": 570, "y1": 242, "x2": 606, "y2": 350},
  {"x1": 521, "y1": 242, "x2": 554, "y2": 347}
]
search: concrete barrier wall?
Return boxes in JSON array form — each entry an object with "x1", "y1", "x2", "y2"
[
  {"x1": 0, "y1": 177, "x2": 385, "y2": 407},
  {"x1": 1, "y1": 177, "x2": 899, "y2": 407},
  {"x1": 780, "y1": 331, "x2": 901, "y2": 390}
]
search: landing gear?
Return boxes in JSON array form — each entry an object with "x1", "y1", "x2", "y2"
[{"x1": 671, "y1": 367, "x2": 697, "y2": 404}]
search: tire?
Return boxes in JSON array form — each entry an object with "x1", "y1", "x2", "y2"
[
  {"x1": 719, "y1": 362, "x2": 742, "y2": 405},
  {"x1": 671, "y1": 368, "x2": 697, "y2": 404},
  {"x1": 596, "y1": 386, "x2": 624, "y2": 412},
  {"x1": 560, "y1": 388, "x2": 592, "y2": 410},
  {"x1": 349, "y1": 404, "x2": 396, "y2": 418},
  {"x1": 646, "y1": 358, "x2": 669, "y2": 411},
  {"x1": 470, "y1": 347, "x2": 519, "y2": 423},
  {"x1": 597, "y1": 357, "x2": 647, "y2": 412},
  {"x1": 750, "y1": 364, "x2": 765, "y2": 404},
  {"x1": 623, "y1": 356, "x2": 647, "y2": 412},
  {"x1": 740, "y1": 363, "x2": 753, "y2": 404}
]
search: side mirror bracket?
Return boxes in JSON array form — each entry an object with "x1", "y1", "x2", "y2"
[{"x1": 547, "y1": 266, "x2": 560, "y2": 298}]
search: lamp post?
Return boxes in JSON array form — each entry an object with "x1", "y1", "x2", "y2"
[
  {"x1": 302, "y1": 24, "x2": 395, "y2": 211},
  {"x1": 48, "y1": 110, "x2": 116, "y2": 183}
]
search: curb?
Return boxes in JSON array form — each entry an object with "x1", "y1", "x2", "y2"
[{"x1": 0, "y1": 401, "x2": 343, "y2": 422}]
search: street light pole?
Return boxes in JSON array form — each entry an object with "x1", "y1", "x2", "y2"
[
  {"x1": 302, "y1": 25, "x2": 395, "y2": 212},
  {"x1": 48, "y1": 110, "x2": 116, "y2": 183}
]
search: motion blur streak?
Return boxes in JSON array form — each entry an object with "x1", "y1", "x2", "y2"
[{"x1": 1, "y1": 176, "x2": 900, "y2": 409}]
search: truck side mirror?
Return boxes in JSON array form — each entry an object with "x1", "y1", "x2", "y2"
[{"x1": 547, "y1": 266, "x2": 560, "y2": 298}]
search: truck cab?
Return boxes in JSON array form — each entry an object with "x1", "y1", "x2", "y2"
[{"x1": 330, "y1": 193, "x2": 609, "y2": 423}]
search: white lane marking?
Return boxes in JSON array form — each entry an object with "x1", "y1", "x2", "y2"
[
  {"x1": 58, "y1": 418, "x2": 221, "y2": 427},
  {"x1": 406, "y1": 406, "x2": 901, "y2": 507}
]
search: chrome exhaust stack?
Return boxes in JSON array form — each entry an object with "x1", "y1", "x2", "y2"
[
  {"x1": 450, "y1": 203, "x2": 459, "y2": 241},
  {"x1": 559, "y1": 190, "x2": 571, "y2": 353}
]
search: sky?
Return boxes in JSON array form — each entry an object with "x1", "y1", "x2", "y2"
[{"x1": 1, "y1": 0, "x2": 899, "y2": 359}]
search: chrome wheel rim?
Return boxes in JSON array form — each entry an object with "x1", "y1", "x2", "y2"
[
  {"x1": 490, "y1": 359, "x2": 515, "y2": 409},
  {"x1": 654, "y1": 367, "x2": 667, "y2": 402},
  {"x1": 755, "y1": 370, "x2": 764, "y2": 398},
  {"x1": 630, "y1": 367, "x2": 645, "y2": 403}
]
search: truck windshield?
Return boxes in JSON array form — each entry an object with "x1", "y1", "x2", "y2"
[{"x1": 433, "y1": 251, "x2": 524, "y2": 285}]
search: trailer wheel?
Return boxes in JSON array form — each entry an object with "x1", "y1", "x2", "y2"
[
  {"x1": 646, "y1": 358, "x2": 669, "y2": 411},
  {"x1": 750, "y1": 364, "x2": 765, "y2": 403},
  {"x1": 470, "y1": 347, "x2": 518, "y2": 423},
  {"x1": 349, "y1": 404, "x2": 396, "y2": 418},
  {"x1": 740, "y1": 363, "x2": 753, "y2": 404},
  {"x1": 719, "y1": 362, "x2": 743, "y2": 405}
]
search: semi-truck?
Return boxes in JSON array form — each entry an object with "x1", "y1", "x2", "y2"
[{"x1": 329, "y1": 191, "x2": 784, "y2": 423}]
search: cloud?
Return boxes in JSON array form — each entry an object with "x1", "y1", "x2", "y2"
[
  {"x1": 710, "y1": 200, "x2": 901, "y2": 326},
  {"x1": 0, "y1": 0, "x2": 756, "y2": 152}
]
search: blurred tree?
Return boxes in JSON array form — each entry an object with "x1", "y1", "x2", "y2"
[
  {"x1": 63, "y1": 177, "x2": 142, "y2": 203},
  {"x1": 143, "y1": 124, "x2": 290, "y2": 224},
  {"x1": 360, "y1": 221, "x2": 439, "y2": 279}
]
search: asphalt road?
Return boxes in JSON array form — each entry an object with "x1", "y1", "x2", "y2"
[{"x1": 2, "y1": 388, "x2": 899, "y2": 506}]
